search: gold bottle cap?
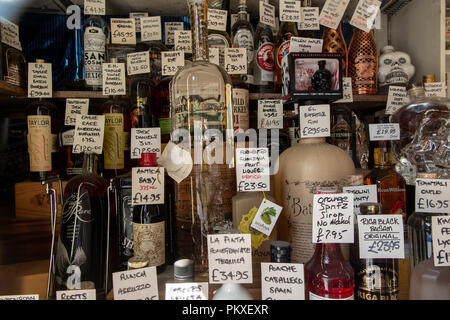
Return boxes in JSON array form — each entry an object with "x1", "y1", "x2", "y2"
[
  {"x1": 423, "y1": 74, "x2": 436, "y2": 83},
  {"x1": 127, "y1": 256, "x2": 149, "y2": 270},
  {"x1": 360, "y1": 202, "x2": 382, "y2": 215},
  {"x1": 36, "y1": 59, "x2": 45, "y2": 63}
]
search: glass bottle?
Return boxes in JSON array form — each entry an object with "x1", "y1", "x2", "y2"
[
  {"x1": 207, "y1": 0, "x2": 232, "y2": 68},
  {"x1": 274, "y1": 21, "x2": 298, "y2": 93},
  {"x1": 129, "y1": 73, "x2": 152, "y2": 129},
  {"x1": 322, "y1": 24, "x2": 348, "y2": 76},
  {"x1": 84, "y1": 15, "x2": 108, "y2": 90},
  {"x1": 270, "y1": 241, "x2": 291, "y2": 263},
  {"x1": 153, "y1": 76, "x2": 172, "y2": 143},
  {"x1": 135, "y1": 40, "x2": 168, "y2": 82},
  {"x1": 311, "y1": 60, "x2": 332, "y2": 91},
  {"x1": 54, "y1": 153, "x2": 109, "y2": 298},
  {"x1": 329, "y1": 104, "x2": 353, "y2": 159},
  {"x1": 298, "y1": 0, "x2": 317, "y2": 39},
  {"x1": 284, "y1": 103, "x2": 300, "y2": 147},
  {"x1": 170, "y1": 0, "x2": 236, "y2": 271},
  {"x1": 173, "y1": 259, "x2": 195, "y2": 282},
  {"x1": 1, "y1": 43, "x2": 26, "y2": 87}
]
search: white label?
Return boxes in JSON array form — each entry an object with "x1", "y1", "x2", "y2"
[
  {"x1": 236, "y1": 148, "x2": 270, "y2": 192},
  {"x1": 0, "y1": 295, "x2": 38, "y2": 300},
  {"x1": 127, "y1": 51, "x2": 150, "y2": 76},
  {"x1": 28, "y1": 63, "x2": 52, "y2": 98},
  {"x1": 207, "y1": 234, "x2": 252, "y2": 284},
  {"x1": 334, "y1": 77, "x2": 353, "y2": 103},
  {"x1": 312, "y1": 193, "x2": 354, "y2": 243},
  {"x1": 350, "y1": 0, "x2": 382, "y2": 33},
  {"x1": 72, "y1": 114, "x2": 105, "y2": 154},
  {"x1": 258, "y1": 100, "x2": 283, "y2": 129},
  {"x1": 357, "y1": 214, "x2": 405, "y2": 259},
  {"x1": 224, "y1": 47, "x2": 247, "y2": 75},
  {"x1": 424, "y1": 82, "x2": 447, "y2": 98},
  {"x1": 165, "y1": 282, "x2": 209, "y2": 300},
  {"x1": 261, "y1": 263, "x2": 304, "y2": 300},
  {"x1": 141, "y1": 16, "x2": 162, "y2": 42},
  {"x1": 162, "y1": 51, "x2": 184, "y2": 76},
  {"x1": 112, "y1": 266, "x2": 159, "y2": 300},
  {"x1": 84, "y1": 0, "x2": 105, "y2": 15},
  {"x1": 56, "y1": 289, "x2": 96, "y2": 300},
  {"x1": 289, "y1": 37, "x2": 323, "y2": 53},
  {"x1": 343, "y1": 185, "x2": 378, "y2": 215},
  {"x1": 259, "y1": 1, "x2": 276, "y2": 28},
  {"x1": 65, "y1": 98, "x2": 89, "y2": 126},
  {"x1": 319, "y1": 0, "x2": 350, "y2": 30},
  {"x1": 130, "y1": 12, "x2": 148, "y2": 33},
  {"x1": 0, "y1": 17, "x2": 21, "y2": 50},
  {"x1": 250, "y1": 199, "x2": 283, "y2": 236},
  {"x1": 299, "y1": 7, "x2": 320, "y2": 30},
  {"x1": 385, "y1": 86, "x2": 408, "y2": 115},
  {"x1": 369, "y1": 123, "x2": 400, "y2": 141},
  {"x1": 279, "y1": 0, "x2": 301, "y2": 23},
  {"x1": 299, "y1": 104, "x2": 331, "y2": 138},
  {"x1": 432, "y1": 216, "x2": 450, "y2": 267},
  {"x1": 165, "y1": 22, "x2": 184, "y2": 46},
  {"x1": 415, "y1": 179, "x2": 450, "y2": 214},
  {"x1": 62, "y1": 129, "x2": 75, "y2": 146},
  {"x1": 111, "y1": 18, "x2": 136, "y2": 45},
  {"x1": 174, "y1": 30, "x2": 192, "y2": 53},
  {"x1": 132, "y1": 167, "x2": 164, "y2": 205},
  {"x1": 131, "y1": 127, "x2": 161, "y2": 159},
  {"x1": 208, "y1": 9, "x2": 228, "y2": 31},
  {"x1": 209, "y1": 47, "x2": 220, "y2": 66},
  {"x1": 102, "y1": 62, "x2": 126, "y2": 96}
]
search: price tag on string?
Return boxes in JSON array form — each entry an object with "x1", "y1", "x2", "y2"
[
  {"x1": 299, "y1": 7, "x2": 319, "y2": 30},
  {"x1": 141, "y1": 16, "x2": 162, "y2": 41},
  {"x1": 259, "y1": 0, "x2": 276, "y2": 28},
  {"x1": 334, "y1": 77, "x2": 353, "y2": 103},
  {"x1": 424, "y1": 82, "x2": 447, "y2": 98},
  {"x1": 174, "y1": 30, "x2": 192, "y2": 53},
  {"x1": 0, "y1": 17, "x2": 21, "y2": 50},
  {"x1": 385, "y1": 86, "x2": 409, "y2": 115},
  {"x1": 102, "y1": 62, "x2": 126, "y2": 96},
  {"x1": 127, "y1": 51, "x2": 150, "y2": 76},
  {"x1": 357, "y1": 215, "x2": 405, "y2": 259},
  {"x1": 112, "y1": 267, "x2": 159, "y2": 300},
  {"x1": 209, "y1": 47, "x2": 220, "y2": 66},
  {"x1": 72, "y1": 114, "x2": 105, "y2": 155},
  {"x1": 208, "y1": 9, "x2": 228, "y2": 31},
  {"x1": 299, "y1": 104, "x2": 330, "y2": 138},
  {"x1": 130, "y1": 12, "x2": 148, "y2": 33},
  {"x1": 130, "y1": 127, "x2": 161, "y2": 159},
  {"x1": 111, "y1": 18, "x2": 136, "y2": 45},
  {"x1": 369, "y1": 123, "x2": 400, "y2": 141},
  {"x1": 56, "y1": 289, "x2": 96, "y2": 300},
  {"x1": 28, "y1": 62, "x2": 52, "y2": 98},
  {"x1": 224, "y1": 48, "x2": 247, "y2": 75},
  {"x1": 258, "y1": 100, "x2": 283, "y2": 129},
  {"x1": 162, "y1": 51, "x2": 184, "y2": 76},
  {"x1": 65, "y1": 98, "x2": 89, "y2": 126},
  {"x1": 312, "y1": 193, "x2": 354, "y2": 243},
  {"x1": 319, "y1": 0, "x2": 350, "y2": 30},
  {"x1": 279, "y1": 0, "x2": 301, "y2": 23},
  {"x1": 0, "y1": 295, "x2": 39, "y2": 300},
  {"x1": 343, "y1": 185, "x2": 378, "y2": 215},
  {"x1": 261, "y1": 263, "x2": 304, "y2": 300},
  {"x1": 165, "y1": 22, "x2": 184, "y2": 46},
  {"x1": 350, "y1": 0, "x2": 381, "y2": 33},
  {"x1": 132, "y1": 167, "x2": 164, "y2": 205},
  {"x1": 415, "y1": 179, "x2": 449, "y2": 213},
  {"x1": 207, "y1": 234, "x2": 252, "y2": 284},
  {"x1": 289, "y1": 37, "x2": 323, "y2": 53},
  {"x1": 165, "y1": 283, "x2": 209, "y2": 300},
  {"x1": 250, "y1": 199, "x2": 283, "y2": 236},
  {"x1": 432, "y1": 216, "x2": 450, "y2": 267},
  {"x1": 236, "y1": 148, "x2": 270, "y2": 192},
  {"x1": 84, "y1": 0, "x2": 105, "y2": 15}
]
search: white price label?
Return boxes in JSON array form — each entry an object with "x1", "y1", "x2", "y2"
[
  {"x1": 102, "y1": 62, "x2": 126, "y2": 96},
  {"x1": 415, "y1": 179, "x2": 449, "y2": 213},
  {"x1": 174, "y1": 30, "x2": 192, "y2": 53},
  {"x1": 258, "y1": 100, "x2": 283, "y2": 129},
  {"x1": 385, "y1": 86, "x2": 408, "y2": 115},
  {"x1": 56, "y1": 289, "x2": 96, "y2": 300},
  {"x1": 111, "y1": 18, "x2": 136, "y2": 45},
  {"x1": 84, "y1": 0, "x2": 105, "y2": 15},
  {"x1": 132, "y1": 167, "x2": 164, "y2": 205},
  {"x1": 319, "y1": 0, "x2": 350, "y2": 30},
  {"x1": 164, "y1": 22, "x2": 184, "y2": 46},
  {"x1": 432, "y1": 216, "x2": 450, "y2": 267},
  {"x1": 236, "y1": 148, "x2": 270, "y2": 192},
  {"x1": 369, "y1": 123, "x2": 400, "y2": 141},
  {"x1": 343, "y1": 185, "x2": 378, "y2": 215},
  {"x1": 250, "y1": 199, "x2": 283, "y2": 237},
  {"x1": 208, "y1": 9, "x2": 228, "y2": 31},
  {"x1": 130, "y1": 12, "x2": 148, "y2": 33},
  {"x1": 261, "y1": 263, "x2": 304, "y2": 300},
  {"x1": 209, "y1": 47, "x2": 220, "y2": 66},
  {"x1": 127, "y1": 51, "x2": 150, "y2": 76},
  {"x1": 299, "y1": 104, "x2": 330, "y2": 138},
  {"x1": 279, "y1": 0, "x2": 301, "y2": 23},
  {"x1": 28, "y1": 63, "x2": 52, "y2": 98},
  {"x1": 112, "y1": 267, "x2": 159, "y2": 300},
  {"x1": 65, "y1": 98, "x2": 89, "y2": 126},
  {"x1": 224, "y1": 48, "x2": 247, "y2": 75},
  {"x1": 162, "y1": 51, "x2": 184, "y2": 76},
  {"x1": 289, "y1": 37, "x2": 323, "y2": 53},
  {"x1": 165, "y1": 282, "x2": 209, "y2": 300},
  {"x1": 259, "y1": 1, "x2": 276, "y2": 28},
  {"x1": 334, "y1": 77, "x2": 353, "y2": 103},
  {"x1": 424, "y1": 82, "x2": 447, "y2": 98},
  {"x1": 0, "y1": 295, "x2": 39, "y2": 300},
  {"x1": 0, "y1": 17, "x2": 21, "y2": 50},
  {"x1": 72, "y1": 114, "x2": 105, "y2": 155},
  {"x1": 141, "y1": 16, "x2": 162, "y2": 42},
  {"x1": 350, "y1": 0, "x2": 382, "y2": 33},
  {"x1": 299, "y1": 7, "x2": 320, "y2": 30},
  {"x1": 130, "y1": 127, "x2": 161, "y2": 159}
]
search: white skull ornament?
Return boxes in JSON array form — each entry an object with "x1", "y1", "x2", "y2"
[{"x1": 378, "y1": 45, "x2": 415, "y2": 87}]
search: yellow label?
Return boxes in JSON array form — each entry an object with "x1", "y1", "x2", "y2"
[
  {"x1": 238, "y1": 206, "x2": 269, "y2": 249},
  {"x1": 133, "y1": 221, "x2": 165, "y2": 267},
  {"x1": 104, "y1": 113, "x2": 124, "y2": 169},
  {"x1": 27, "y1": 115, "x2": 51, "y2": 172}
]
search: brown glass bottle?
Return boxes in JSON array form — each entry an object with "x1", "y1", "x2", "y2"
[{"x1": 274, "y1": 21, "x2": 298, "y2": 93}]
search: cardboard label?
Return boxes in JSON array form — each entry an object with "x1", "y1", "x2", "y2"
[
  {"x1": 385, "y1": 86, "x2": 409, "y2": 115},
  {"x1": 27, "y1": 115, "x2": 52, "y2": 172},
  {"x1": 259, "y1": 1, "x2": 276, "y2": 28},
  {"x1": 279, "y1": 0, "x2": 301, "y2": 23},
  {"x1": 258, "y1": 100, "x2": 283, "y2": 129},
  {"x1": 299, "y1": 7, "x2": 320, "y2": 30},
  {"x1": 236, "y1": 148, "x2": 270, "y2": 192},
  {"x1": 319, "y1": 0, "x2": 350, "y2": 30},
  {"x1": 209, "y1": 47, "x2": 220, "y2": 66},
  {"x1": 0, "y1": 295, "x2": 39, "y2": 300},
  {"x1": 424, "y1": 82, "x2": 447, "y2": 98},
  {"x1": 131, "y1": 127, "x2": 161, "y2": 159},
  {"x1": 127, "y1": 51, "x2": 150, "y2": 76},
  {"x1": 141, "y1": 16, "x2": 162, "y2": 42},
  {"x1": 28, "y1": 63, "x2": 52, "y2": 98},
  {"x1": 0, "y1": 17, "x2": 21, "y2": 50},
  {"x1": 343, "y1": 185, "x2": 378, "y2": 215},
  {"x1": 111, "y1": 18, "x2": 136, "y2": 45},
  {"x1": 164, "y1": 22, "x2": 184, "y2": 46},
  {"x1": 132, "y1": 167, "x2": 164, "y2": 205},
  {"x1": 261, "y1": 263, "x2": 304, "y2": 300},
  {"x1": 174, "y1": 30, "x2": 192, "y2": 53},
  {"x1": 56, "y1": 289, "x2": 96, "y2": 300},
  {"x1": 369, "y1": 123, "x2": 400, "y2": 141},
  {"x1": 250, "y1": 199, "x2": 283, "y2": 236},
  {"x1": 289, "y1": 37, "x2": 323, "y2": 53},
  {"x1": 350, "y1": 0, "x2": 382, "y2": 33},
  {"x1": 224, "y1": 48, "x2": 247, "y2": 75},
  {"x1": 165, "y1": 282, "x2": 209, "y2": 300},
  {"x1": 334, "y1": 77, "x2": 353, "y2": 103},
  {"x1": 299, "y1": 104, "x2": 331, "y2": 138},
  {"x1": 162, "y1": 51, "x2": 184, "y2": 76},
  {"x1": 65, "y1": 99, "x2": 89, "y2": 126},
  {"x1": 208, "y1": 9, "x2": 228, "y2": 31},
  {"x1": 415, "y1": 179, "x2": 449, "y2": 214},
  {"x1": 129, "y1": 12, "x2": 148, "y2": 33},
  {"x1": 432, "y1": 216, "x2": 450, "y2": 267},
  {"x1": 102, "y1": 62, "x2": 126, "y2": 96},
  {"x1": 84, "y1": 0, "x2": 105, "y2": 15},
  {"x1": 72, "y1": 114, "x2": 105, "y2": 154},
  {"x1": 112, "y1": 267, "x2": 159, "y2": 300}
]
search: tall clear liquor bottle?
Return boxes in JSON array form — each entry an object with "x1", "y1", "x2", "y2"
[{"x1": 84, "y1": 15, "x2": 108, "y2": 90}]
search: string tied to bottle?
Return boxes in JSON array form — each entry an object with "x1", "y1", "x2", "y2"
[{"x1": 262, "y1": 191, "x2": 267, "y2": 203}]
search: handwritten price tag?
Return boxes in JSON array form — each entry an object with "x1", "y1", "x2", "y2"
[
  {"x1": 415, "y1": 179, "x2": 449, "y2": 213},
  {"x1": 209, "y1": 47, "x2": 220, "y2": 66},
  {"x1": 127, "y1": 51, "x2": 150, "y2": 76},
  {"x1": 279, "y1": 0, "x2": 301, "y2": 23},
  {"x1": 130, "y1": 127, "x2": 161, "y2": 159},
  {"x1": 28, "y1": 62, "x2": 52, "y2": 98},
  {"x1": 72, "y1": 114, "x2": 105, "y2": 155},
  {"x1": 299, "y1": 7, "x2": 319, "y2": 30},
  {"x1": 132, "y1": 167, "x2": 164, "y2": 205},
  {"x1": 164, "y1": 22, "x2": 184, "y2": 46},
  {"x1": 165, "y1": 282, "x2": 209, "y2": 300},
  {"x1": 0, "y1": 295, "x2": 39, "y2": 300},
  {"x1": 385, "y1": 86, "x2": 408, "y2": 115},
  {"x1": 299, "y1": 104, "x2": 330, "y2": 138},
  {"x1": 130, "y1": 12, "x2": 148, "y2": 33},
  {"x1": 424, "y1": 82, "x2": 447, "y2": 98},
  {"x1": 259, "y1": 1, "x2": 276, "y2": 28},
  {"x1": 319, "y1": 0, "x2": 350, "y2": 30},
  {"x1": 84, "y1": 0, "x2": 105, "y2": 15},
  {"x1": 334, "y1": 77, "x2": 353, "y2": 103},
  {"x1": 162, "y1": 51, "x2": 184, "y2": 76},
  {"x1": 258, "y1": 100, "x2": 283, "y2": 129},
  {"x1": 289, "y1": 37, "x2": 323, "y2": 53},
  {"x1": 236, "y1": 148, "x2": 270, "y2": 192},
  {"x1": 432, "y1": 216, "x2": 450, "y2": 267},
  {"x1": 102, "y1": 62, "x2": 126, "y2": 96},
  {"x1": 0, "y1": 17, "x2": 21, "y2": 50},
  {"x1": 141, "y1": 16, "x2": 162, "y2": 42},
  {"x1": 350, "y1": 0, "x2": 381, "y2": 33},
  {"x1": 369, "y1": 123, "x2": 400, "y2": 141},
  {"x1": 261, "y1": 263, "x2": 304, "y2": 300},
  {"x1": 112, "y1": 267, "x2": 159, "y2": 300},
  {"x1": 65, "y1": 99, "x2": 89, "y2": 126},
  {"x1": 174, "y1": 30, "x2": 192, "y2": 53},
  {"x1": 56, "y1": 289, "x2": 96, "y2": 300},
  {"x1": 224, "y1": 48, "x2": 247, "y2": 75},
  {"x1": 343, "y1": 185, "x2": 378, "y2": 215},
  {"x1": 208, "y1": 9, "x2": 228, "y2": 31},
  {"x1": 111, "y1": 18, "x2": 136, "y2": 45}
]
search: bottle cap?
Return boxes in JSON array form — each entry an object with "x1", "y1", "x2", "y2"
[
  {"x1": 140, "y1": 153, "x2": 157, "y2": 167},
  {"x1": 270, "y1": 241, "x2": 291, "y2": 263},
  {"x1": 360, "y1": 202, "x2": 382, "y2": 215},
  {"x1": 422, "y1": 74, "x2": 436, "y2": 83},
  {"x1": 416, "y1": 172, "x2": 438, "y2": 179},
  {"x1": 36, "y1": 59, "x2": 45, "y2": 63},
  {"x1": 110, "y1": 57, "x2": 118, "y2": 63},
  {"x1": 174, "y1": 259, "x2": 195, "y2": 282},
  {"x1": 128, "y1": 256, "x2": 149, "y2": 270}
]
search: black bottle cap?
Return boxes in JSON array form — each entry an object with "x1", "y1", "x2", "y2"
[{"x1": 270, "y1": 241, "x2": 291, "y2": 263}]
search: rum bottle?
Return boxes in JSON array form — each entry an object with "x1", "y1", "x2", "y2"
[{"x1": 84, "y1": 15, "x2": 108, "y2": 90}]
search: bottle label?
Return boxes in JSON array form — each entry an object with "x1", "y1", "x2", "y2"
[
  {"x1": 331, "y1": 118, "x2": 352, "y2": 156},
  {"x1": 288, "y1": 127, "x2": 300, "y2": 146},
  {"x1": 132, "y1": 221, "x2": 165, "y2": 267},
  {"x1": 256, "y1": 42, "x2": 275, "y2": 80},
  {"x1": 233, "y1": 28, "x2": 254, "y2": 64},
  {"x1": 277, "y1": 40, "x2": 290, "y2": 68},
  {"x1": 84, "y1": 26, "x2": 106, "y2": 87},
  {"x1": 104, "y1": 113, "x2": 125, "y2": 170},
  {"x1": 208, "y1": 33, "x2": 230, "y2": 48},
  {"x1": 309, "y1": 292, "x2": 354, "y2": 300},
  {"x1": 232, "y1": 88, "x2": 249, "y2": 131},
  {"x1": 27, "y1": 115, "x2": 52, "y2": 172},
  {"x1": 356, "y1": 264, "x2": 399, "y2": 300},
  {"x1": 377, "y1": 187, "x2": 406, "y2": 220},
  {"x1": 121, "y1": 195, "x2": 134, "y2": 259},
  {"x1": 159, "y1": 118, "x2": 173, "y2": 135}
]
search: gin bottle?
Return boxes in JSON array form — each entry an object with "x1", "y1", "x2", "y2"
[{"x1": 84, "y1": 15, "x2": 108, "y2": 90}]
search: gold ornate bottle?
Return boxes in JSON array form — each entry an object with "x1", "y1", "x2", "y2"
[{"x1": 322, "y1": 24, "x2": 347, "y2": 76}]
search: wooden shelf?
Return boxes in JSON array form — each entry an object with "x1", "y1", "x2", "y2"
[
  {"x1": 0, "y1": 81, "x2": 26, "y2": 97},
  {"x1": 52, "y1": 91, "x2": 106, "y2": 99}
]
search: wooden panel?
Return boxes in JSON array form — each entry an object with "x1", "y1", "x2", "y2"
[
  {"x1": 0, "y1": 80, "x2": 26, "y2": 98},
  {"x1": 52, "y1": 91, "x2": 105, "y2": 99}
]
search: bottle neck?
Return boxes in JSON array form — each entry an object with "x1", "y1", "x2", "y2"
[
  {"x1": 313, "y1": 243, "x2": 345, "y2": 262},
  {"x1": 408, "y1": 87, "x2": 426, "y2": 100},
  {"x1": 238, "y1": 6, "x2": 248, "y2": 21},
  {"x1": 82, "y1": 153, "x2": 97, "y2": 175},
  {"x1": 189, "y1": 0, "x2": 209, "y2": 62},
  {"x1": 373, "y1": 143, "x2": 393, "y2": 168}
]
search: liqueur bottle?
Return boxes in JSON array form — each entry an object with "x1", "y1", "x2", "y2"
[
  {"x1": 54, "y1": 153, "x2": 109, "y2": 298},
  {"x1": 274, "y1": 20, "x2": 298, "y2": 93},
  {"x1": 329, "y1": 105, "x2": 353, "y2": 158},
  {"x1": 84, "y1": 15, "x2": 108, "y2": 90},
  {"x1": 129, "y1": 72, "x2": 153, "y2": 129},
  {"x1": 207, "y1": 0, "x2": 232, "y2": 68},
  {"x1": 322, "y1": 24, "x2": 348, "y2": 75}
]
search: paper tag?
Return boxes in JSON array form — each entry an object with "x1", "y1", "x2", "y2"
[
  {"x1": 236, "y1": 148, "x2": 270, "y2": 192},
  {"x1": 319, "y1": 0, "x2": 350, "y2": 30},
  {"x1": 289, "y1": 37, "x2": 323, "y2": 53},
  {"x1": 224, "y1": 48, "x2": 247, "y2": 75},
  {"x1": 0, "y1": 295, "x2": 39, "y2": 300},
  {"x1": 385, "y1": 86, "x2": 409, "y2": 115},
  {"x1": 350, "y1": 0, "x2": 381, "y2": 33},
  {"x1": 261, "y1": 263, "x2": 304, "y2": 300},
  {"x1": 432, "y1": 216, "x2": 450, "y2": 267},
  {"x1": 84, "y1": 0, "x2": 105, "y2": 15},
  {"x1": 415, "y1": 179, "x2": 449, "y2": 213},
  {"x1": 28, "y1": 63, "x2": 52, "y2": 98},
  {"x1": 165, "y1": 282, "x2": 209, "y2": 300},
  {"x1": 127, "y1": 51, "x2": 150, "y2": 76},
  {"x1": 312, "y1": 193, "x2": 354, "y2": 243},
  {"x1": 65, "y1": 98, "x2": 89, "y2": 126},
  {"x1": 299, "y1": 7, "x2": 320, "y2": 30},
  {"x1": 209, "y1": 47, "x2": 220, "y2": 66},
  {"x1": 131, "y1": 127, "x2": 161, "y2": 159},
  {"x1": 141, "y1": 16, "x2": 162, "y2": 41},
  {"x1": 279, "y1": 0, "x2": 301, "y2": 23},
  {"x1": 130, "y1": 12, "x2": 148, "y2": 33},
  {"x1": 369, "y1": 123, "x2": 400, "y2": 141},
  {"x1": 424, "y1": 82, "x2": 447, "y2": 98},
  {"x1": 162, "y1": 51, "x2": 184, "y2": 76},
  {"x1": 102, "y1": 62, "x2": 126, "y2": 96},
  {"x1": 72, "y1": 114, "x2": 105, "y2": 154},
  {"x1": 259, "y1": 1, "x2": 276, "y2": 28},
  {"x1": 174, "y1": 30, "x2": 192, "y2": 53},
  {"x1": 56, "y1": 289, "x2": 96, "y2": 300},
  {"x1": 132, "y1": 167, "x2": 164, "y2": 205},
  {"x1": 357, "y1": 214, "x2": 405, "y2": 259},
  {"x1": 208, "y1": 9, "x2": 228, "y2": 31},
  {"x1": 111, "y1": 18, "x2": 136, "y2": 45},
  {"x1": 250, "y1": 199, "x2": 283, "y2": 236},
  {"x1": 112, "y1": 267, "x2": 159, "y2": 300},
  {"x1": 157, "y1": 141, "x2": 193, "y2": 183},
  {"x1": 343, "y1": 185, "x2": 378, "y2": 215},
  {"x1": 334, "y1": 77, "x2": 353, "y2": 103},
  {"x1": 165, "y1": 22, "x2": 184, "y2": 46},
  {"x1": 258, "y1": 100, "x2": 283, "y2": 129},
  {"x1": 207, "y1": 234, "x2": 252, "y2": 284},
  {"x1": 0, "y1": 17, "x2": 21, "y2": 50},
  {"x1": 299, "y1": 104, "x2": 330, "y2": 138}
]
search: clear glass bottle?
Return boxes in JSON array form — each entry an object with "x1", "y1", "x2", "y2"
[
  {"x1": 84, "y1": 15, "x2": 108, "y2": 90},
  {"x1": 274, "y1": 21, "x2": 298, "y2": 93}
]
